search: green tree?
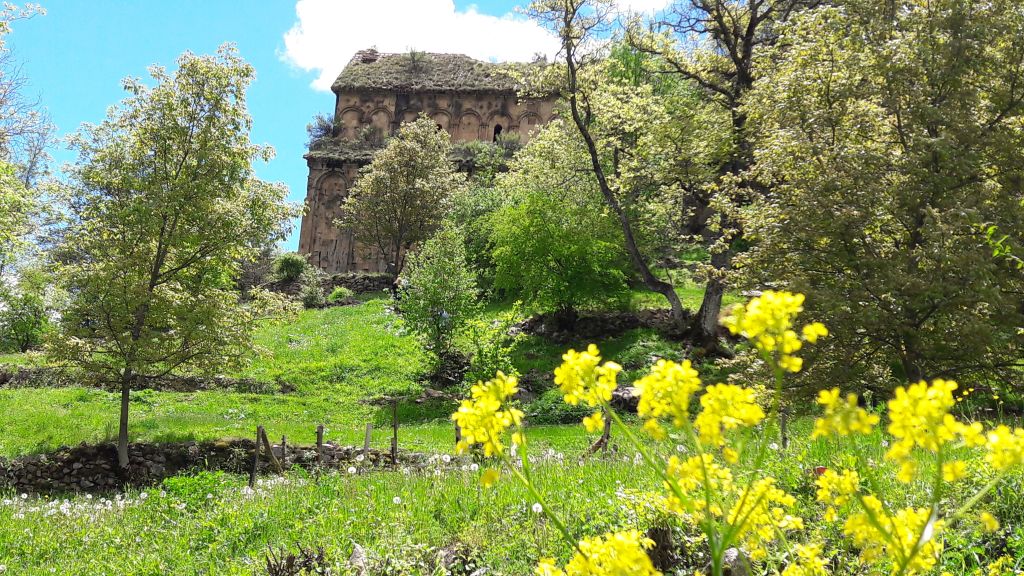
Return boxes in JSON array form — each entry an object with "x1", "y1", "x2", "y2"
[
  {"x1": 53, "y1": 46, "x2": 298, "y2": 468},
  {"x1": 491, "y1": 120, "x2": 629, "y2": 322},
  {"x1": 341, "y1": 116, "x2": 467, "y2": 275},
  {"x1": 741, "y1": 0, "x2": 1024, "y2": 390},
  {"x1": 0, "y1": 267, "x2": 50, "y2": 353},
  {"x1": 399, "y1": 225, "x2": 480, "y2": 364}
]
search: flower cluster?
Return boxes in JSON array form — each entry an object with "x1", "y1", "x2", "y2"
[
  {"x1": 452, "y1": 372, "x2": 524, "y2": 457},
  {"x1": 815, "y1": 468, "x2": 860, "y2": 522},
  {"x1": 812, "y1": 388, "x2": 879, "y2": 438},
  {"x1": 782, "y1": 543, "x2": 830, "y2": 576},
  {"x1": 633, "y1": 359, "x2": 702, "y2": 439},
  {"x1": 721, "y1": 290, "x2": 827, "y2": 372},
  {"x1": 693, "y1": 383, "x2": 765, "y2": 448},
  {"x1": 553, "y1": 344, "x2": 622, "y2": 433},
  {"x1": 535, "y1": 531, "x2": 659, "y2": 576},
  {"x1": 843, "y1": 501, "x2": 943, "y2": 576}
]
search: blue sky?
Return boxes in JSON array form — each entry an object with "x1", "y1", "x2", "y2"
[{"x1": 6, "y1": 0, "x2": 664, "y2": 250}]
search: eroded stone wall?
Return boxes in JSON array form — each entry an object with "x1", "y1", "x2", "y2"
[{"x1": 298, "y1": 88, "x2": 556, "y2": 275}]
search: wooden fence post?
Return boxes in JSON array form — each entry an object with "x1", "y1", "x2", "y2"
[
  {"x1": 363, "y1": 423, "x2": 373, "y2": 455},
  {"x1": 454, "y1": 422, "x2": 462, "y2": 447},
  {"x1": 601, "y1": 407, "x2": 612, "y2": 453},
  {"x1": 260, "y1": 427, "x2": 284, "y2": 474},
  {"x1": 316, "y1": 424, "x2": 324, "y2": 466},
  {"x1": 281, "y1": 435, "x2": 287, "y2": 466},
  {"x1": 248, "y1": 425, "x2": 263, "y2": 488},
  {"x1": 390, "y1": 400, "x2": 398, "y2": 468}
]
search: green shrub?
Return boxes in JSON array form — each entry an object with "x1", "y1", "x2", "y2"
[
  {"x1": 298, "y1": 268, "x2": 325, "y2": 309},
  {"x1": 327, "y1": 286, "x2": 355, "y2": 303},
  {"x1": 463, "y1": 304, "x2": 524, "y2": 385},
  {"x1": 273, "y1": 252, "x2": 309, "y2": 282},
  {"x1": 0, "y1": 289, "x2": 49, "y2": 353},
  {"x1": 399, "y1": 225, "x2": 479, "y2": 361},
  {"x1": 527, "y1": 388, "x2": 592, "y2": 425}
]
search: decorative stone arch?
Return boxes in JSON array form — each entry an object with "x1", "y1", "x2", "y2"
[
  {"x1": 517, "y1": 111, "x2": 543, "y2": 139},
  {"x1": 431, "y1": 110, "x2": 453, "y2": 135},
  {"x1": 314, "y1": 171, "x2": 349, "y2": 208},
  {"x1": 337, "y1": 107, "x2": 363, "y2": 139},
  {"x1": 488, "y1": 112, "x2": 514, "y2": 142},
  {"x1": 456, "y1": 110, "x2": 483, "y2": 142},
  {"x1": 367, "y1": 107, "x2": 393, "y2": 142}
]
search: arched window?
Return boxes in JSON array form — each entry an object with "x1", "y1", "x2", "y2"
[{"x1": 493, "y1": 124, "x2": 503, "y2": 142}]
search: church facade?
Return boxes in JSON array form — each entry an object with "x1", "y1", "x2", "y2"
[{"x1": 297, "y1": 49, "x2": 558, "y2": 274}]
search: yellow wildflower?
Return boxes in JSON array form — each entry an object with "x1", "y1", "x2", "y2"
[
  {"x1": 480, "y1": 468, "x2": 500, "y2": 488},
  {"x1": 665, "y1": 454, "x2": 734, "y2": 516},
  {"x1": 538, "y1": 530, "x2": 660, "y2": 576},
  {"x1": 843, "y1": 501, "x2": 943, "y2": 576},
  {"x1": 583, "y1": 411, "x2": 605, "y2": 434},
  {"x1": 553, "y1": 344, "x2": 621, "y2": 408},
  {"x1": 728, "y1": 478, "x2": 803, "y2": 561},
  {"x1": 721, "y1": 291, "x2": 826, "y2": 372},
  {"x1": 812, "y1": 388, "x2": 879, "y2": 438},
  {"x1": 980, "y1": 511, "x2": 1000, "y2": 533},
  {"x1": 815, "y1": 468, "x2": 860, "y2": 522},
  {"x1": 634, "y1": 358, "x2": 703, "y2": 438},
  {"x1": 694, "y1": 383, "x2": 765, "y2": 447},
  {"x1": 452, "y1": 372, "x2": 523, "y2": 457},
  {"x1": 782, "y1": 542, "x2": 830, "y2": 576},
  {"x1": 941, "y1": 460, "x2": 967, "y2": 482},
  {"x1": 985, "y1": 425, "x2": 1024, "y2": 471}
]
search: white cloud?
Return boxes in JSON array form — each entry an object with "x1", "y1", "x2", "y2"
[{"x1": 282, "y1": 0, "x2": 562, "y2": 92}]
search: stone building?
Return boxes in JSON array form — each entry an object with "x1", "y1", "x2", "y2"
[{"x1": 298, "y1": 49, "x2": 558, "y2": 274}]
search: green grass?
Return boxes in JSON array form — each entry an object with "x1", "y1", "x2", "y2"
[
  {"x1": 4, "y1": 418, "x2": 1024, "y2": 575},
  {"x1": 0, "y1": 291, "x2": 711, "y2": 459}
]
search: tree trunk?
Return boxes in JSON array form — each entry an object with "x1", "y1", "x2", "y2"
[
  {"x1": 117, "y1": 369, "x2": 134, "y2": 469},
  {"x1": 692, "y1": 249, "x2": 730, "y2": 347}
]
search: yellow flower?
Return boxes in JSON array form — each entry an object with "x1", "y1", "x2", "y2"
[
  {"x1": 941, "y1": 460, "x2": 967, "y2": 482},
  {"x1": 843, "y1": 502, "x2": 943, "y2": 576},
  {"x1": 480, "y1": 468, "x2": 500, "y2": 488},
  {"x1": 980, "y1": 511, "x2": 1000, "y2": 533},
  {"x1": 634, "y1": 358, "x2": 703, "y2": 437},
  {"x1": 782, "y1": 542, "x2": 830, "y2": 576},
  {"x1": 985, "y1": 425, "x2": 1024, "y2": 471},
  {"x1": 727, "y1": 478, "x2": 803, "y2": 561},
  {"x1": 553, "y1": 344, "x2": 621, "y2": 408},
  {"x1": 815, "y1": 468, "x2": 860, "y2": 522},
  {"x1": 694, "y1": 384, "x2": 765, "y2": 447},
  {"x1": 583, "y1": 411, "x2": 605, "y2": 434},
  {"x1": 721, "y1": 291, "x2": 826, "y2": 372},
  {"x1": 812, "y1": 388, "x2": 879, "y2": 438},
  {"x1": 538, "y1": 531, "x2": 660, "y2": 576},
  {"x1": 452, "y1": 372, "x2": 523, "y2": 457},
  {"x1": 665, "y1": 454, "x2": 734, "y2": 515}
]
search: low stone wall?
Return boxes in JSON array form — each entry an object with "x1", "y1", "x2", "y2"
[
  {"x1": 325, "y1": 272, "x2": 393, "y2": 294},
  {"x1": 0, "y1": 366, "x2": 283, "y2": 394},
  {"x1": 0, "y1": 440, "x2": 428, "y2": 494}
]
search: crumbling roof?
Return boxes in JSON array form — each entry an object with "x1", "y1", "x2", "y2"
[
  {"x1": 305, "y1": 136, "x2": 518, "y2": 166},
  {"x1": 332, "y1": 49, "x2": 535, "y2": 93}
]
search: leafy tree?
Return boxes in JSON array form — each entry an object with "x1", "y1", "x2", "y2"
[
  {"x1": 741, "y1": 0, "x2": 1024, "y2": 390},
  {"x1": 0, "y1": 266, "x2": 52, "y2": 353},
  {"x1": 0, "y1": 161, "x2": 34, "y2": 278},
  {"x1": 298, "y1": 267, "x2": 326, "y2": 309},
  {"x1": 53, "y1": 46, "x2": 298, "y2": 468},
  {"x1": 627, "y1": 0, "x2": 811, "y2": 345},
  {"x1": 340, "y1": 116, "x2": 467, "y2": 275},
  {"x1": 399, "y1": 225, "x2": 480, "y2": 363},
  {"x1": 491, "y1": 120, "x2": 629, "y2": 322}
]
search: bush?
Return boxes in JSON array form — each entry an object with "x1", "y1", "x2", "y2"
[
  {"x1": 463, "y1": 304, "x2": 524, "y2": 385},
  {"x1": 527, "y1": 388, "x2": 592, "y2": 425},
  {"x1": 0, "y1": 289, "x2": 49, "y2": 353},
  {"x1": 273, "y1": 253, "x2": 309, "y2": 283},
  {"x1": 298, "y1": 268, "x2": 325, "y2": 309},
  {"x1": 399, "y1": 225, "x2": 479, "y2": 361},
  {"x1": 327, "y1": 286, "x2": 355, "y2": 303}
]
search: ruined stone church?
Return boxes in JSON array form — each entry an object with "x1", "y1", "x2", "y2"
[{"x1": 297, "y1": 49, "x2": 558, "y2": 274}]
